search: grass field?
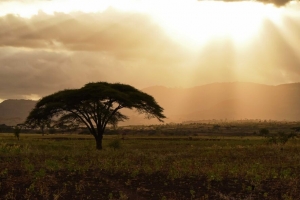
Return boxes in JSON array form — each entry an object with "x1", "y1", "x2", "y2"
[{"x1": 1, "y1": 122, "x2": 300, "y2": 199}]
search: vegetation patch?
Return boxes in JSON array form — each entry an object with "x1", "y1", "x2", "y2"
[{"x1": 1, "y1": 121, "x2": 300, "y2": 199}]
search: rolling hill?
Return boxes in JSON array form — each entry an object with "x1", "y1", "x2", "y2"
[
  {"x1": 142, "y1": 82, "x2": 300, "y2": 122},
  {"x1": 0, "y1": 99, "x2": 37, "y2": 126},
  {"x1": 1, "y1": 82, "x2": 300, "y2": 126}
]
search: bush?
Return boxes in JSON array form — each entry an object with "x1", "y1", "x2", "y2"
[
  {"x1": 14, "y1": 127, "x2": 21, "y2": 140},
  {"x1": 265, "y1": 131, "x2": 296, "y2": 145},
  {"x1": 259, "y1": 128, "x2": 269, "y2": 136},
  {"x1": 277, "y1": 132, "x2": 297, "y2": 145},
  {"x1": 108, "y1": 139, "x2": 122, "y2": 150}
]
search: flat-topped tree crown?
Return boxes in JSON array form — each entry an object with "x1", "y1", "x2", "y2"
[{"x1": 26, "y1": 82, "x2": 166, "y2": 149}]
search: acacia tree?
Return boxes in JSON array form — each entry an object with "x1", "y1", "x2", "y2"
[
  {"x1": 25, "y1": 82, "x2": 166, "y2": 149},
  {"x1": 25, "y1": 108, "x2": 51, "y2": 136}
]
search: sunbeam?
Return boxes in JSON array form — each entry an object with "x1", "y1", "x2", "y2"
[{"x1": 0, "y1": 0, "x2": 300, "y2": 101}]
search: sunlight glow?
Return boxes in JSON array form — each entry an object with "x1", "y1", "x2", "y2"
[
  {"x1": 22, "y1": 94, "x2": 41, "y2": 101},
  {"x1": 145, "y1": 1, "x2": 283, "y2": 48},
  {"x1": 42, "y1": 0, "x2": 283, "y2": 48},
  {"x1": 0, "y1": 0, "x2": 292, "y2": 49}
]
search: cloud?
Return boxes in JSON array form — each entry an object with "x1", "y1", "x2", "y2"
[
  {"x1": 205, "y1": 0, "x2": 297, "y2": 6},
  {"x1": 0, "y1": 47, "x2": 188, "y2": 100},
  {"x1": 0, "y1": 10, "x2": 184, "y2": 63},
  {"x1": 0, "y1": 5, "x2": 300, "y2": 101},
  {"x1": 0, "y1": 48, "x2": 114, "y2": 99},
  {"x1": 0, "y1": 0, "x2": 297, "y2": 6},
  {"x1": 0, "y1": 0, "x2": 52, "y2": 2},
  {"x1": 0, "y1": 9, "x2": 190, "y2": 99},
  {"x1": 263, "y1": 0, "x2": 292, "y2": 6}
]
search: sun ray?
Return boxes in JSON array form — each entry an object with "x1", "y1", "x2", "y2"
[
  {"x1": 276, "y1": 16, "x2": 300, "y2": 62},
  {"x1": 144, "y1": 1, "x2": 284, "y2": 49},
  {"x1": 0, "y1": 0, "x2": 289, "y2": 49}
]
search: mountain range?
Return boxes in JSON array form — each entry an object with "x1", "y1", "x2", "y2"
[
  {"x1": 143, "y1": 82, "x2": 300, "y2": 123},
  {"x1": 1, "y1": 82, "x2": 300, "y2": 126},
  {"x1": 0, "y1": 99, "x2": 37, "y2": 126}
]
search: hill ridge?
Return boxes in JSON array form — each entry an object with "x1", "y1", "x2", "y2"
[{"x1": 1, "y1": 82, "x2": 300, "y2": 125}]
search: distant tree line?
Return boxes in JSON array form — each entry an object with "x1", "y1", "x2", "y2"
[
  {"x1": 0, "y1": 123, "x2": 77, "y2": 134},
  {"x1": 0, "y1": 124, "x2": 14, "y2": 133}
]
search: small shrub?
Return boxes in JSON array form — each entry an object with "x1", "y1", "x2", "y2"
[
  {"x1": 277, "y1": 132, "x2": 296, "y2": 145},
  {"x1": 108, "y1": 139, "x2": 122, "y2": 150},
  {"x1": 14, "y1": 127, "x2": 21, "y2": 140},
  {"x1": 213, "y1": 125, "x2": 221, "y2": 130},
  {"x1": 259, "y1": 128, "x2": 269, "y2": 136},
  {"x1": 266, "y1": 131, "x2": 296, "y2": 145},
  {"x1": 48, "y1": 128, "x2": 56, "y2": 134}
]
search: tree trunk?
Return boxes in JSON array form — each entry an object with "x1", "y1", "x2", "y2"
[{"x1": 96, "y1": 138, "x2": 103, "y2": 150}]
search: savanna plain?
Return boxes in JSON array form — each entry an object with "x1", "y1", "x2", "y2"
[{"x1": 1, "y1": 121, "x2": 300, "y2": 200}]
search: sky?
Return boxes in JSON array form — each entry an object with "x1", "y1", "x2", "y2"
[{"x1": 0, "y1": 0, "x2": 300, "y2": 102}]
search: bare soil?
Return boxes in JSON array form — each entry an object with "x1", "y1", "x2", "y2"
[{"x1": 1, "y1": 169, "x2": 299, "y2": 200}]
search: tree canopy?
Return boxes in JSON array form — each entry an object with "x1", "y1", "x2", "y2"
[{"x1": 26, "y1": 82, "x2": 166, "y2": 149}]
